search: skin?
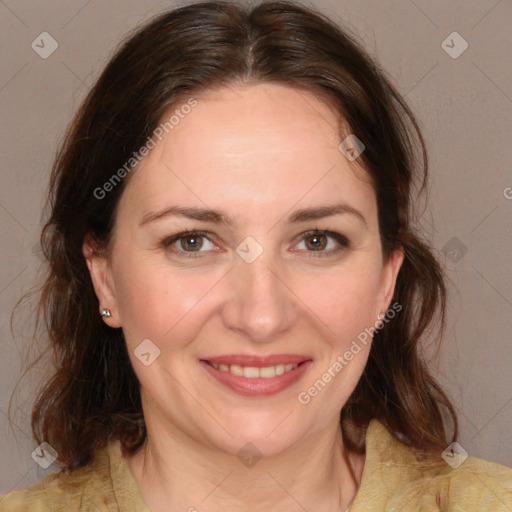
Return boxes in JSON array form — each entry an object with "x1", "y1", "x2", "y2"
[{"x1": 84, "y1": 82, "x2": 403, "y2": 512}]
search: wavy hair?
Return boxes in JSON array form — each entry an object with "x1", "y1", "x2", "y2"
[{"x1": 11, "y1": 0, "x2": 457, "y2": 470}]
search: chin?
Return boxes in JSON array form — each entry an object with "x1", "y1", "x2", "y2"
[{"x1": 199, "y1": 412, "x2": 308, "y2": 459}]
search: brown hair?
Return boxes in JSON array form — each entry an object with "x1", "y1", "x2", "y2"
[{"x1": 12, "y1": 0, "x2": 457, "y2": 470}]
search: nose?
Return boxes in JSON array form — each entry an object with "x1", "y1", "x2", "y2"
[{"x1": 220, "y1": 247, "x2": 298, "y2": 343}]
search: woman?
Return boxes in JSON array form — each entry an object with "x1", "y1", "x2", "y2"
[{"x1": 2, "y1": 1, "x2": 511, "y2": 510}]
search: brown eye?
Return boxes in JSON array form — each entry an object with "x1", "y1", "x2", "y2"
[
  {"x1": 305, "y1": 234, "x2": 328, "y2": 251},
  {"x1": 161, "y1": 230, "x2": 217, "y2": 258},
  {"x1": 180, "y1": 235, "x2": 204, "y2": 251},
  {"x1": 293, "y1": 230, "x2": 350, "y2": 257}
]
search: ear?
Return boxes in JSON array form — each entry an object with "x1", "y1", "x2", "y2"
[
  {"x1": 82, "y1": 235, "x2": 122, "y2": 328},
  {"x1": 377, "y1": 246, "x2": 404, "y2": 316}
]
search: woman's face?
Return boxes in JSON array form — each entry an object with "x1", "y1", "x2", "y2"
[{"x1": 86, "y1": 83, "x2": 403, "y2": 456}]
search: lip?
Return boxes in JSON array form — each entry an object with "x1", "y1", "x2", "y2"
[
  {"x1": 199, "y1": 356, "x2": 313, "y2": 397},
  {"x1": 203, "y1": 354, "x2": 310, "y2": 367}
]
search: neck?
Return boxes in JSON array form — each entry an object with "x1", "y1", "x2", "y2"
[{"x1": 126, "y1": 414, "x2": 364, "y2": 512}]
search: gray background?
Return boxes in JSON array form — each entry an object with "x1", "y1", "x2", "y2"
[{"x1": 1, "y1": 0, "x2": 511, "y2": 495}]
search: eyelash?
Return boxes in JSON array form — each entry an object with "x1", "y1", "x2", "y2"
[{"x1": 160, "y1": 228, "x2": 350, "y2": 259}]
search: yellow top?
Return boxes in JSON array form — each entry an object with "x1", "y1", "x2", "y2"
[{"x1": 1, "y1": 419, "x2": 511, "y2": 511}]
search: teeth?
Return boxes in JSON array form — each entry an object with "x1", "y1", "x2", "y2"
[
  {"x1": 209, "y1": 362, "x2": 299, "y2": 378},
  {"x1": 259, "y1": 366, "x2": 276, "y2": 378},
  {"x1": 230, "y1": 364, "x2": 243, "y2": 376},
  {"x1": 243, "y1": 366, "x2": 260, "y2": 378}
]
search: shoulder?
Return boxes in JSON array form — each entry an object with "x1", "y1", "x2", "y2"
[
  {"x1": 0, "y1": 441, "x2": 121, "y2": 512},
  {"x1": 432, "y1": 454, "x2": 512, "y2": 509},
  {"x1": 351, "y1": 419, "x2": 512, "y2": 511},
  {"x1": 403, "y1": 449, "x2": 512, "y2": 510}
]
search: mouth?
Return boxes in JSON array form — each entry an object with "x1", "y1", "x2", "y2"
[
  {"x1": 204, "y1": 360, "x2": 303, "y2": 378},
  {"x1": 199, "y1": 355, "x2": 312, "y2": 396}
]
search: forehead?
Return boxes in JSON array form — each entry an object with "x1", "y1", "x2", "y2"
[
  {"x1": 119, "y1": 83, "x2": 376, "y2": 224},
  {"x1": 155, "y1": 83, "x2": 348, "y2": 169}
]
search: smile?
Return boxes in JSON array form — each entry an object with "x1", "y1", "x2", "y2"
[
  {"x1": 200, "y1": 355, "x2": 312, "y2": 397},
  {"x1": 206, "y1": 361, "x2": 300, "y2": 378}
]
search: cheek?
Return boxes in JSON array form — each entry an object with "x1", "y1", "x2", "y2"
[
  {"x1": 296, "y1": 259, "x2": 383, "y2": 341},
  {"x1": 294, "y1": 264, "x2": 380, "y2": 410},
  {"x1": 112, "y1": 251, "x2": 219, "y2": 348}
]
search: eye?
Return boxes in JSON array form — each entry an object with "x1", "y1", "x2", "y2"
[
  {"x1": 293, "y1": 230, "x2": 349, "y2": 257},
  {"x1": 161, "y1": 229, "x2": 349, "y2": 259},
  {"x1": 161, "y1": 230, "x2": 218, "y2": 257}
]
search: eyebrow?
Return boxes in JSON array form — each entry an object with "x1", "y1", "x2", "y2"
[
  {"x1": 288, "y1": 203, "x2": 367, "y2": 227},
  {"x1": 139, "y1": 202, "x2": 367, "y2": 228},
  {"x1": 140, "y1": 206, "x2": 235, "y2": 227}
]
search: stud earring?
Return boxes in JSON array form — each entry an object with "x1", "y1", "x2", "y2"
[
  {"x1": 100, "y1": 309, "x2": 111, "y2": 318},
  {"x1": 378, "y1": 311, "x2": 384, "y2": 320}
]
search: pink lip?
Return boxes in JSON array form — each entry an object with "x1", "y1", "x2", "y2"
[
  {"x1": 200, "y1": 357, "x2": 313, "y2": 397},
  {"x1": 203, "y1": 354, "x2": 310, "y2": 367}
]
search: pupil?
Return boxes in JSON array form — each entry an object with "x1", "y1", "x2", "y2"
[
  {"x1": 182, "y1": 236, "x2": 202, "y2": 251},
  {"x1": 308, "y1": 235, "x2": 326, "y2": 250}
]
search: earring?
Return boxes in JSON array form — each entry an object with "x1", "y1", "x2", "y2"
[
  {"x1": 377, "y1": 312, "x2": 385, "y2": 329},
  {"x1": 100, "y1": 309, "x2": 111, "y2": 318}
]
